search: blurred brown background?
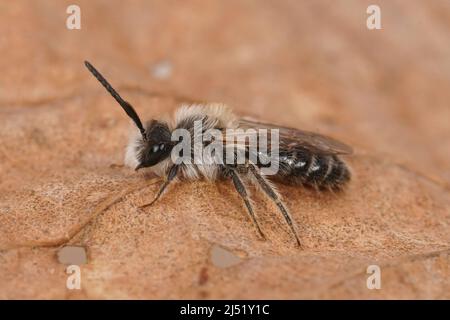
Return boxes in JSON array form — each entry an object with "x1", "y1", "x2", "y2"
[{"x1": 0, "y1": 0, "x2": 449, "y2": 299}]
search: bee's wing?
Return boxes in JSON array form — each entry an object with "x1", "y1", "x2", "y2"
[{"x1": 237, "y1": 118, "x2": 353, "y2": 155}]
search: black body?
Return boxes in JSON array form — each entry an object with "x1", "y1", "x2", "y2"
[{"x1": 271, "y1": 148, "x2": 350, "y2": 190}]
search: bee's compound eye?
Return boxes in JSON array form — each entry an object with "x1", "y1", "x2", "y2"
[
  {"x1": 152, "y1": 144, "x2": 159, "y2": 153},
  {"x1": 159, "y1": 143, "x2": 165, "y2": 150}
]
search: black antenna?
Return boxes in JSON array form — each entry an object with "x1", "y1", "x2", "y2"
[{"x1": 84, "y1": 61, "x2": 147, "y2": 140}]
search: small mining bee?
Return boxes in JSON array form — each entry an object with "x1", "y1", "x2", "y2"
[{"x1": 85, "y1": 61, "x2": 352, "y2": 247}]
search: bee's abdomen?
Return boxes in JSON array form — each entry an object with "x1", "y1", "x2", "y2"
[{"x1": 277, "y1": 151, "x2": 350, "y2": 190}]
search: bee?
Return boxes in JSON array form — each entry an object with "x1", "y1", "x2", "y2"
[{"x1": 84, "y1": 61, "x2": 352, "y2": 247}]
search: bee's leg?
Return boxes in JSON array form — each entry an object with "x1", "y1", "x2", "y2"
[
  {"x1": 227, "y1": 168, "x2": 266, "y2": 240},
  {"x1": 139, "y1": 165, "x2": 178, "y2": 209},
  {"x1": 248, "y1": 165, "x2": 302, "y2": 248}
]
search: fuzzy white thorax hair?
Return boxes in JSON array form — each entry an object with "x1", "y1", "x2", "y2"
[
  {"x1": 124, "y1": 103, "x2": 238, "y2": 180},
  {"x1": 173, "y1": 103, "x2": 237, "y2": 129},
  {"x1": 124, "y1": 123, "x2": 142, "y2": 170}
]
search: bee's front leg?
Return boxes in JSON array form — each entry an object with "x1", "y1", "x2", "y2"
[{"x1": 139, "y1": 165, "x2": 178, "y2": 209}]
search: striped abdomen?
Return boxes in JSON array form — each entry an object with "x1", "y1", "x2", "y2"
[{"x1": 274, "y1": 150, "x2": 351, "y2": 190}]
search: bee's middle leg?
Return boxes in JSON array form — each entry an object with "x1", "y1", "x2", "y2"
[
  {"x1": 248, "y1": 165, "x2": 302, "y2": 248},
  {"x1": 226, "y1": 166, "x2": 266, "y2": 240}
]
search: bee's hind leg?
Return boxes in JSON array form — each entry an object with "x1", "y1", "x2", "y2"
[
  {"x1": 140, "y1": 165, "x2": 178, "y2": 209},
  {"x1": 226, "y1": 167, "x2": 266, "y2": 241},
  {"x1": 248, "y1": 165, "x2": 302, "y2": 248}
]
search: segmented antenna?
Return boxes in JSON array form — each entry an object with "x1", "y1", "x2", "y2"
[{"x1": 84, "y1": 61, "x2": 147, "y2": 140}]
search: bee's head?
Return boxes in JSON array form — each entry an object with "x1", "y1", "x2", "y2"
[
  {"x1": 134, "y1": 120, "x2": 173, "y2": 170},
  {"x1": 84, "y1": 61, "x2": 173, "y2": 171}
]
